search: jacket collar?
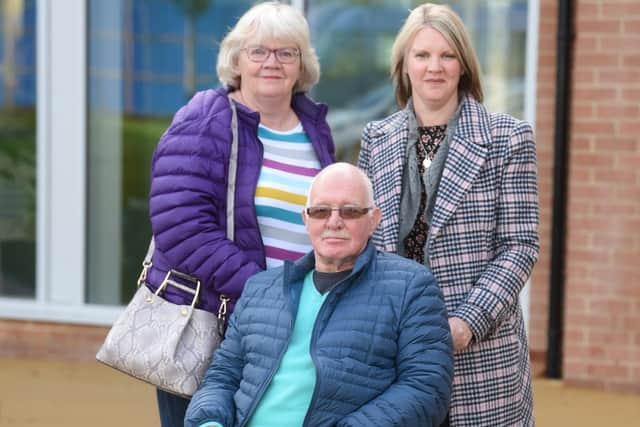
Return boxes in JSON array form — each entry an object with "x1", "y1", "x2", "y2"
[
  {"x1": 292, "y1": 92, "x2": 329, "y2": 125},
  {"x1": 221, "y1": 86, "x2": 328, "y2": 127},
  {"x1": 403, "y1": 95, "x2": 488, "y2": 147},
  {"x1": 283, "y1": 241, "x2": 377, "y2": 291},
  {"x1": 428, "y1": 95, "x2": 492, "y2": 240},
  {"x1": 452, "y1": 95, "x2": 492, "y2": 148}
]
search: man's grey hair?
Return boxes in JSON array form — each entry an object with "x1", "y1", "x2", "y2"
[{"x1": 306, "y1": 163, "x2": 375, "y2": 209}]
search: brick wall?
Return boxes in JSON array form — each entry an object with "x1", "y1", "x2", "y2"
[
  {"x1": 531, "y1": 0, "x2": 640, "y2": 392},
  {"x1": 0, "y1": 319, "x2": 108, "y2": 361},
  {"x1": 563, "y1": 0, "x2": 640, "y2": 392}
]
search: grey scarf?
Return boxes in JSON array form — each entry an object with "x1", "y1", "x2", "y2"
[{"x1": 397, "y1": 98, "x2": 465, "y2": 267}]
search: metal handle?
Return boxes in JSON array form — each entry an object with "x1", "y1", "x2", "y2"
[{"x1": 154, "y1": 269, "x2": 201, "y2": 310}]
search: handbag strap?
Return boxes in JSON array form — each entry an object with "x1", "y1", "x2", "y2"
[
  {"x1": 226, "y1": 97, "x2": 238, "y2": 241},
  {"x1": 137, "y1": 238, "x2": 154, "y2": 286},
  {"x1": 217, "y1": 97, "x2": 238, "y2": 332},
  {"x1": 138, "y1": 96, "x2": 239, "y2": 286}
]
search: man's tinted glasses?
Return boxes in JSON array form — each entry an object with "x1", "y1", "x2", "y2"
[{"x1": 305, "y1": 206, "x2": 372, "y2": 220}]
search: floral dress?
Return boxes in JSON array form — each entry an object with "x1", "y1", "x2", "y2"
[{"x1": 403, "y1": 124, "x2": 447, "y2": 263}]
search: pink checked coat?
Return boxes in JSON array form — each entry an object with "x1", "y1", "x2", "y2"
[{"x1": 358, "y1": 96, "x2": 539, "y2": 426}]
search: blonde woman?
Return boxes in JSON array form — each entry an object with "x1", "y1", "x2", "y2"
[{"x1": 359, "y1": 3, "x2": 539, "y2": 426}]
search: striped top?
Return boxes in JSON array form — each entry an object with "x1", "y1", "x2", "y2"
[{"x1": 255, "y1": 122, "x2": 321, "y2": 268}]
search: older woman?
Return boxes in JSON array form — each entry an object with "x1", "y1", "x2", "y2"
[
  {"x1": 147, "y1": 2, "x2": 334, "y2": 425},
  {"x1": 358, "y1": 3, "x2": 539, "y2": 426}
]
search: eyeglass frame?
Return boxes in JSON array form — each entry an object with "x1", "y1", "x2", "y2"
[
  {"x1": 305, "y1": 206, "x2": 374, "y2": 220},
  {"x1": 241, "y1": 45, "x2": 301, "y2": 64}
]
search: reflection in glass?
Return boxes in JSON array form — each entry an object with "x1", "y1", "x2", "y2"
[
  {"x1": 449, "y1": 0, "x2": 528, "y2": 117},
  {"x1": 307, "y1": 0, "x2": 528, "y2": 162},
  {"x1": 308, "y1": 0, "x2": 405, "y2": 162},
  {"x1": 85, "y1": 0, "x2": 528, "y2": 305},
  {"x1": 0, "y1": 0, "x2": 37, "y2": 298},
  {"x1": 87, "y1": 0, "x2": 253, "y2": 305}
]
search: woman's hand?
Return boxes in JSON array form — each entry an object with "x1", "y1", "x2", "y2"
[{"x1": 449, "y1": 317, "x2": 473, "y2": 352}]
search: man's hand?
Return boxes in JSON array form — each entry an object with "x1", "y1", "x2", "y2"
[{"x1": 448, "y1": 317, "x2": 473, "y2": 352}]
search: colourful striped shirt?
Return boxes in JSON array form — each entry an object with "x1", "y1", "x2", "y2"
[{"x1": 256, "y1": 122, "x2": 321, "y2": 268}]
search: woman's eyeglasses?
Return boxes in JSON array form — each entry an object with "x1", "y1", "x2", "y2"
[
  {"x1": 305, "y1": 206, "x2": 372, "y2": 220},
  {"x1": 242, "y1": 46, "x2": 300, "y2": 64}
]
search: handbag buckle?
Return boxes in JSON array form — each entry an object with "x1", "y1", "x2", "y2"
[
  {"x1": 157, "y1": 269, "x2": 201, "y2": 310},
  {"x1": 137, "y1": 261, "x2": 152, "y2": 287},
  {"x1": 217, "y1": 294, "x2": 230, "y2": 336}
]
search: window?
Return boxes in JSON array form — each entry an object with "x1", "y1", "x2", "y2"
[
  {"x1": 307, "y1": 0, "x2": 529, "y2": 161},
  {"x1": 0, "y1": 0, "x2": 37, "y2": 298},
  {"x1": 86, "y1": 0, "x2": 255, "y2": 305}
]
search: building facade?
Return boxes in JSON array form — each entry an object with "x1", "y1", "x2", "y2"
[{"x1": 1, "y1": 0, "x2": 638, "y2": 393}]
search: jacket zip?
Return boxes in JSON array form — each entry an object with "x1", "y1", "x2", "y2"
[
  {"x1": 249, "y1": 120, "x2": 266, "y2": 268},
  {"x1": 299, "y1": 104, "x2": 331, "y2": 168},
  {"x1": 302, "y1": 284, "x2": 343, "y2": 427},
  {"x1": 239, "y1": 280, "x2": 297, "y2": 427},
  {"x1": 240, "y1": 264, "x2": 353, "y2": 426}
]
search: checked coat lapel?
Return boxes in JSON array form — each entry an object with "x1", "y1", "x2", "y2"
[
  {"x1": 359, "y1": 109, "x2": 408, "y2": 253},
  {"x1": 429, "y1": 101, "x2": 491, "y2": 243},
  {"x1": 360, "y1": 96, "x2": 492, "y2": 253}
]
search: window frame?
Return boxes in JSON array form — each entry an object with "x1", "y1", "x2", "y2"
[{"x1": 0, "y1": 0, "x2": 122, "y2": 325}]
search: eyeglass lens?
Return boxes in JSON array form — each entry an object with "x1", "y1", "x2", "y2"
[
  {"x1": 245, "y1": 46, "x2": 299, "y2": 63},
  {"x1": 306, "y1": 207, "x2": 371, "y2": 220}
]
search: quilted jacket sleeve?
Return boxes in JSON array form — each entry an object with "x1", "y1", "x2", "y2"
[
  {"x1": 185, "y1": 286, "x2": 249, "y2": 427},
  {"x1": 453, "y1": 119, "x2": 540, "y2": 342},
  {"x1": 337, "y1": 270, "x2": 453, "y2": 427},
  {"x1": 149, "y1": 91, "x2": 262, "y2": 302}
]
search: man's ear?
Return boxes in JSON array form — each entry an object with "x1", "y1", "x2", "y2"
[
  {"x1": 369, "y1": 207, "x2": 382, "y2": 235},
  {"x1": 302, "y1": 208, "x2": 308, "y2": 228}
]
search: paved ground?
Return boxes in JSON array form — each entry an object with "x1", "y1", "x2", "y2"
[{"x1": 0, "y1": 358, "x2": 639, "y2": 426}]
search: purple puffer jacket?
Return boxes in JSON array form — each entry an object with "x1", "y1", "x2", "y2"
[{"x1": 146, "y1": 86, "x2": 335, "y2": 316}]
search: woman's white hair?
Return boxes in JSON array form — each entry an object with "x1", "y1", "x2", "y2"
[{"x1": 216, "y1": 1, "x2": 320, "y2": 92}]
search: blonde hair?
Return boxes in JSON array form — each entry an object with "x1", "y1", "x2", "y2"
[
  {"x1": 216, "y1": 1, "x2": 320, "y2": 92},
  {"x1": 390, "y1": 3, "x2": 483, "y2": 108}
]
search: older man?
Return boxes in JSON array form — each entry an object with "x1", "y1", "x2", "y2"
[{"x1": 185, "y1": 163, "x2": 453, "y2": 427}]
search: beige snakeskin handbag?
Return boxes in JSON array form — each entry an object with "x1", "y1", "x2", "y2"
[
  {"x1": 96, "y1": 261, "x2": 229, "y2": 397},
  {"x1": 96, "y1": 97, "x2": 240, "y2": 398}
]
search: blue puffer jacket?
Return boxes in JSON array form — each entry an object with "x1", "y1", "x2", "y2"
[{"x1": 185, "y1": 241, "x2": 454, "y2": 427}]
